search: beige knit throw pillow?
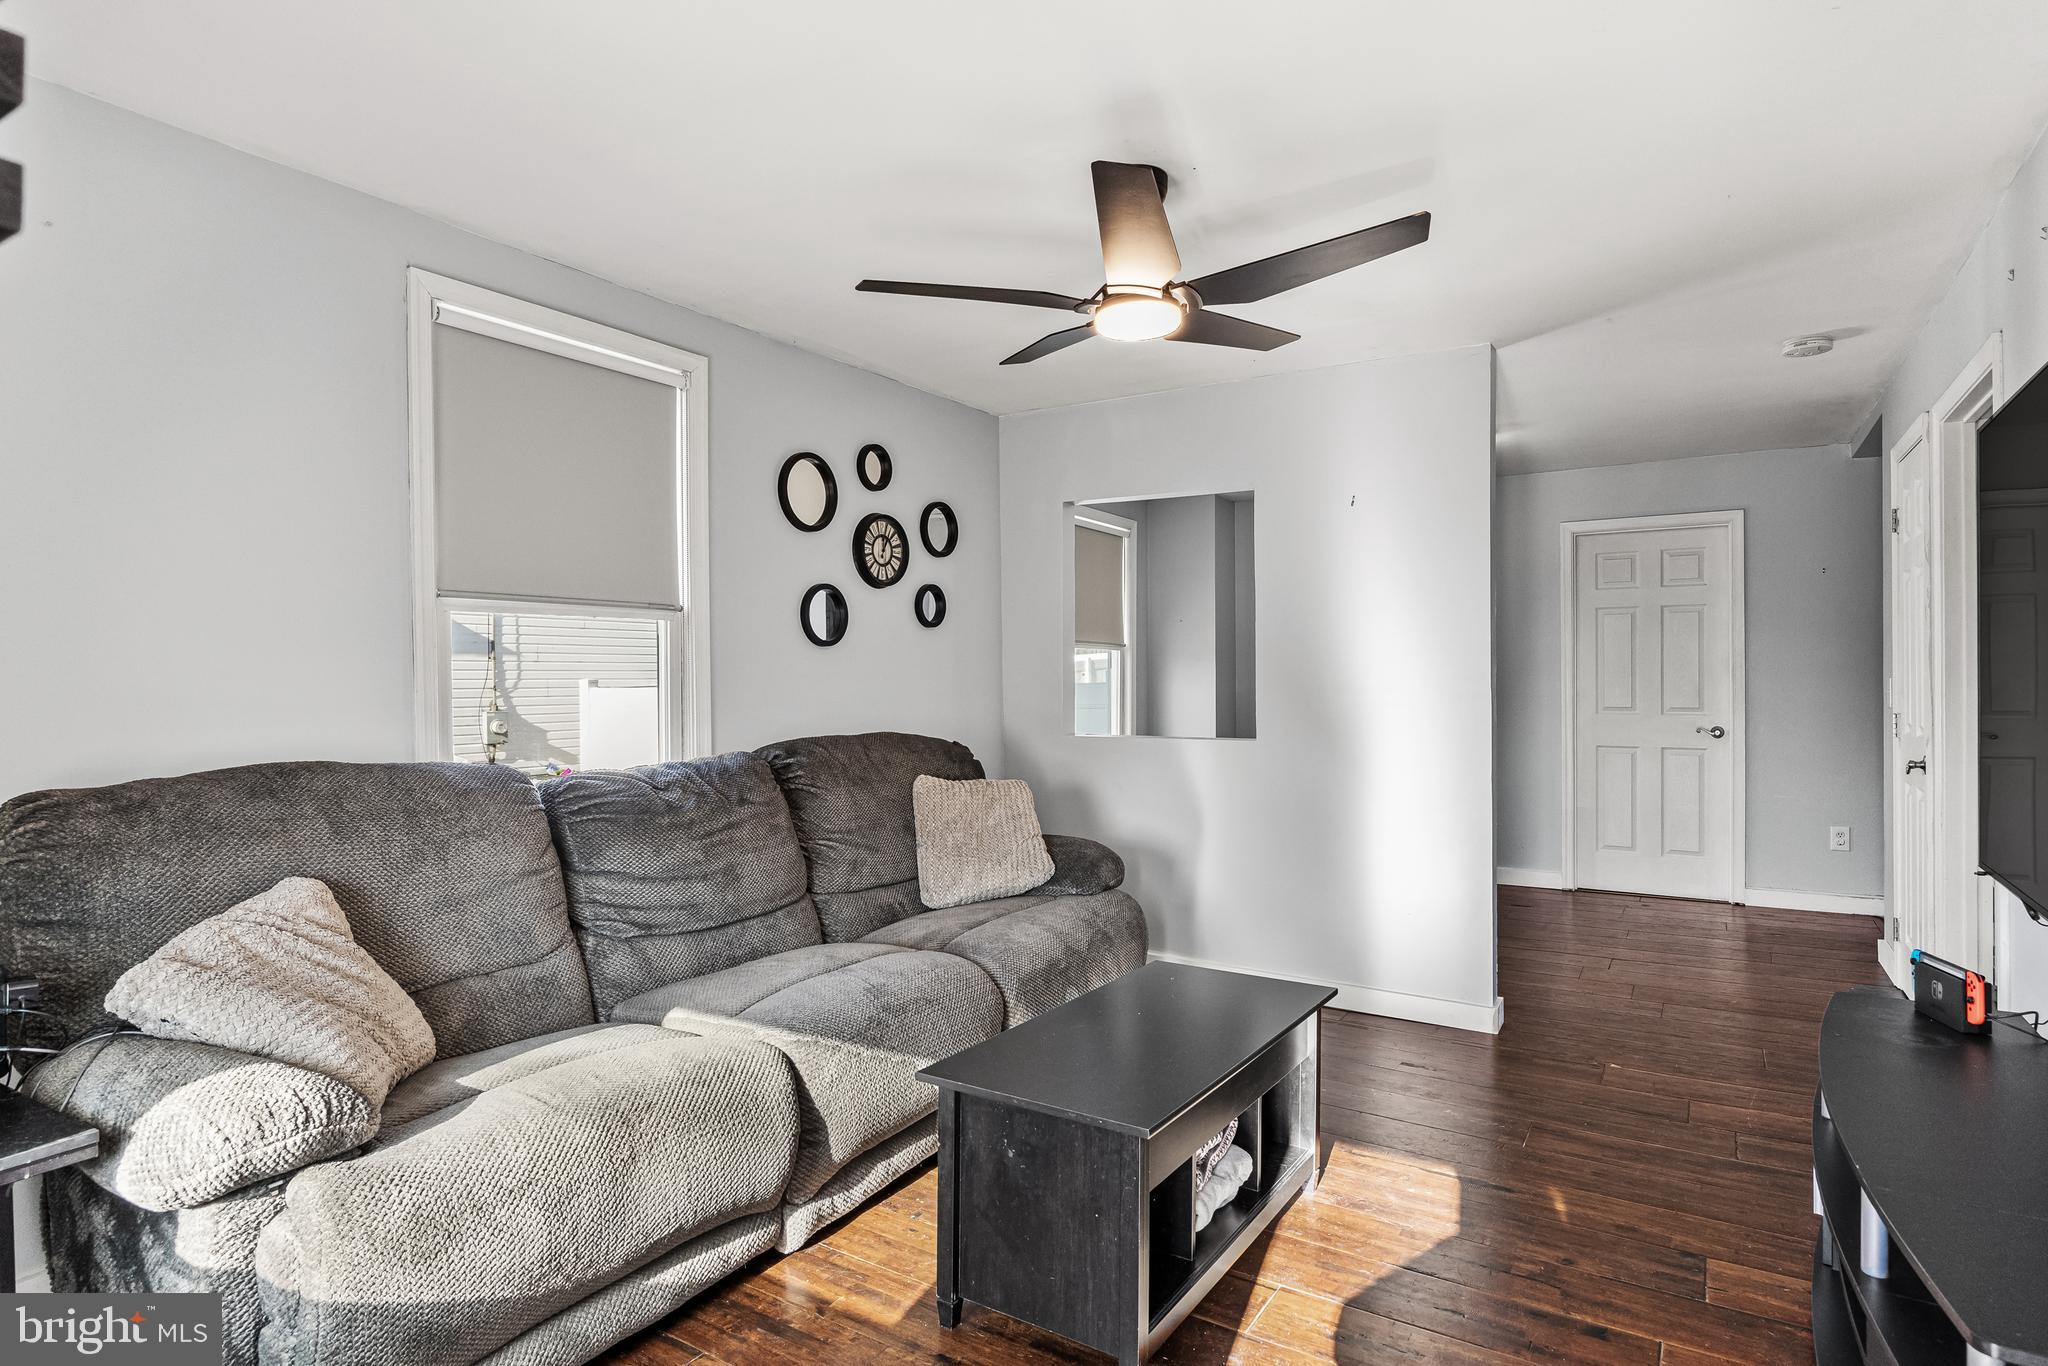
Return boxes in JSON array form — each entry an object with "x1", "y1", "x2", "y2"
[
  {"x1": 104, "y1": 876, "x2": 436, "y2": 1106},
  {"x1": 913, "y1": 775, "x2": 1056, "y2": 909}
]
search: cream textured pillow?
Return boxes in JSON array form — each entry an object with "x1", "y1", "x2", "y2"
[
  {"x1": 104, "y1": 876, "x2": 436, "y2": 1107},
  {"x1": 913, "y1": 775, "x2": 1057, "y2": 909},
  {"x1": 24, "y1": 1034, "x2": 378, "y2": 1212}
]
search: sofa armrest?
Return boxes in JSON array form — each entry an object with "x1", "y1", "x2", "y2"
[
  {"x1": 1032, "y1": 835, "x2": 1126, "y2": 896},
  {"x1": 23, "y1": 1033, "x2": 378, "y2": 1212}
]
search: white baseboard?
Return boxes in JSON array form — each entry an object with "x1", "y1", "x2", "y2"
[
  {"x1": 1147, "y1": 949, "x2": 1504, "y2": 1035},
  {"x1": 16, "y1": 1268, "x2": 50, "y2": 1293},
  {"x1": 1741, "y1": 886, "x2": 1886, "y2": 918},
  {"x1": 1495, "y1": 868, "x2": 1880, "y2": 920}
]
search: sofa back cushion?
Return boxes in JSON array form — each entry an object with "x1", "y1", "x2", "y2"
[
  {"x1": 540, "y1": 753, "x2": 823, "y2": 1013},
  {"x1": 754, "y1": 732, "x2": 983, "y2": 940},
  {"x1": 0, "y1": 761, "x2": 593, "y2": 1057}
]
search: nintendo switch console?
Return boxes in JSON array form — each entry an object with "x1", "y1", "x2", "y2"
[{"x1": 1910, "y1": 949, "x2": 1992, "y2": 1034}]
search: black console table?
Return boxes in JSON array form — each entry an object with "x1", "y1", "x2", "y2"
[{"x1": 1813, "y1": 986, "x2": 2048, "y2": 1366}]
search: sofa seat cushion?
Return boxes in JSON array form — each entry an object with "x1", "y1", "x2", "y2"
[
  {"x1": 609, "y1": 942, "x2": 1003, "y2": 1059},
  {"x1": 255, "y1": 1031, "x2": 797, "y2": 1366},
  {"x1": 860, "y1": 889, "x2": 1148, "y2": 1023},
  {"x1": 379, "y1": 1023, "x2": 657, "y2": 1137},
  {"x1": 657, "y1": 1007, "x2": 943, "y2": 1203}
]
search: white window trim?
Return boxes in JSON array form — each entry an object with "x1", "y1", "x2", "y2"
[
  {"x1": 1071, "y1": 505, "x2": 1138, "y2": 736},
  {"x1": 406, "y1": 268, "x2": 712, "y2": 763}
]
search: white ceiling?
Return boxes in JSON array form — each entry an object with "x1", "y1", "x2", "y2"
[{"x1": 14, "y1": 1, "x2": 2048, "y2": 473}]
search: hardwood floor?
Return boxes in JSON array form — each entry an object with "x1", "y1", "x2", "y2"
[{"x1": 601, "y1": 886, "x2": 1887, "y2": 1364}]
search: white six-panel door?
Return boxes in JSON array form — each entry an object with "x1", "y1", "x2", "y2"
[
  {"x1": 1567, "y1": 515, "x2": 1742, "y2": 901},
  {"x1": 1889, "y1": 423, "x2": 1937, "y2": 975}
]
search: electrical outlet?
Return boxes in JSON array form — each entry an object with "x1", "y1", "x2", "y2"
[{"x1": 1829, "y1": 826, "x2": 1851, "y2": 853}]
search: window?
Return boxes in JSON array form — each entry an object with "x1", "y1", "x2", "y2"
[
  {"x1": 447, "y1": 609, "x2": 664, "y2": 775},
  {"x1": 408, "y1": 270, "x2": 710, "y2": 770},
  {"x1": 1072, "y1": 508, "x2": 1135, "y2": 736}
]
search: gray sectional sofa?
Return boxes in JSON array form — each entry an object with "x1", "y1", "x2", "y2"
[{"x1": 0, "y1": 731, "x2": 1147, "y2": 1366}]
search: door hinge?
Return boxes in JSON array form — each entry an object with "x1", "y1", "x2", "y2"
[
  {"x1": 1890, "y1": 508, "x2": 1901, "y2": 533},
  {"x1": 1892, "y1": 711, "x2": 1901, "y2": 737},
  {"x1": 1891, "y1": 915, "x2": 1901, "y2": 942}
]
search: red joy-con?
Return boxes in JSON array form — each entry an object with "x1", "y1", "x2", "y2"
[{"x1": 1966, "y1": 971, "x2": 1988, "y2": 1026}]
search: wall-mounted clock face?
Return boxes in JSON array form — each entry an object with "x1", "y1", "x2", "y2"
[{"x1": 853, "y1": 512, "x2": 909, "y2": 588}]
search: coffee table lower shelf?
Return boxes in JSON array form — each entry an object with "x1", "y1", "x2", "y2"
[{"x1": 1147, "y1": 1144, "x2": 1312, "y2": 1335}]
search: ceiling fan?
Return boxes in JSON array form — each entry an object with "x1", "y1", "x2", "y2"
[{"x1": 856, "y1": 160, "x2": 1429, "y2": 366}]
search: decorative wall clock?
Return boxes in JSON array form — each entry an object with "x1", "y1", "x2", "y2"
[
  {"x1": 920, "y1": 501, "x2": 959, "y2": 557},
  {"x1": 800, "y1": 583, "x2": 848, "y2": 646},
  {"x1": 914, "y1": 584, "x2": 947, "y2": 628},
  {"x1": 777, "y1": 452, "x2": 837, "y2": 531},
  {"x1": 857, "y1": 443, "x2": 893, "y2": 491},
  {"x1": 852, "y1": 512, "x2": 909, "y2": 588}
]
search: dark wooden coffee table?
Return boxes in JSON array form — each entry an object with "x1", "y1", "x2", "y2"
[{"x1": 918, "y1": 961, "x2": 1333, "y2": 1363}]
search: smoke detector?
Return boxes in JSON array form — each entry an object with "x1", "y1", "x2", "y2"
[{"x1": 1781, "y1": 335, "x2": 1835, "y2": 359}]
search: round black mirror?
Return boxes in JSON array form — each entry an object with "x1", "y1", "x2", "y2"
[
  {"x1": 920, "y1": 501, "x2": 958, "y2": 558},
  {"x1": 856, "y1": 442, "x2": 892, "y2": 492},
  {"x1": 777, "y1": 452, "x2": 837, "y2": 532},
  {"x1": 800, "y1": 583, "x2": 848, "y2": 646},
  {"x1": 852, "y1": 512, "x2": 910, "y2": 588},
  {"x1": 914, "y1": 584, "x2": 947, "y2": 628}
]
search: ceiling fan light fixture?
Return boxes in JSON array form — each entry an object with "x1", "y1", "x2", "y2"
[{"x1": 1092, "y1": 289, "x2": 1185, "y2": 342}]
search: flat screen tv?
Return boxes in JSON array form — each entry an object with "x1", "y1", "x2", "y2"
[{"x1": 1978, "y1": 362, "x2": 2048, "y2": 922}]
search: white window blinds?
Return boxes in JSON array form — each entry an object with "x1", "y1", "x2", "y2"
[
  {"x1": 432, "y1": 322, "x2": 681, "y2": 608},
  {"x1": 1074, "y1": 526, "x2": 1127, "y2": 647}
]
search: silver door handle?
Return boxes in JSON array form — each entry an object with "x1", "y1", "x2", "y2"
[
  {"x1": 1907, "y1": 758, "x2": 1927, "y2": 774},
  {"x1": 1695, "y1": 725, "x2": 1726, "y2": 739}
]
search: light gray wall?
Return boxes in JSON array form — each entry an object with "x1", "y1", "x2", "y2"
[
  {"x1": 1001, "y1": 348, "x2": 1500, "y2": 1029},
  {"x1": 1211, "y1": 498, "x2": 1237, "y2": 738},
  {"x1": 0, "y1": 82, "x2": 1003, "y2": 805},
  {"x1": 1233, "y1": 498, "x2": 1257, "y2": 737},
  {"x1": 1145, "y1": 494, "x2": 1226, "y2": 738},
  {"x1": 1494, "y1": 444, "x2": 1884, "y2": 899},
  {"x1": 1875, "y1": 123, "x2": 2048, "y2": 1017}
]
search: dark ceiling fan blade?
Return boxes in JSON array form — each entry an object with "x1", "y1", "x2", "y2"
[
  {"x1": 1000, "y1": 324, "x2": 1096, "y2": 366},
  {"x1": 1166, "y1": 310, "x2": 1300, "y2": 351},
  {"x1": 856, "y1": 279, "x2": 1087, "y2": 311},
  {"x1": 1091, "y1": 160, "x2": 1181, "y2": 288},
  {"x1": 1186, "y1": 211, "x2": 1431, "y2": 306}
]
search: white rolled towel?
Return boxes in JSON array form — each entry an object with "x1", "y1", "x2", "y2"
[{"x1": 1193, "y1": 1145, "x2": 1255, "y2": 1232}]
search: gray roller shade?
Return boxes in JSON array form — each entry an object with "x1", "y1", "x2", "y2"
[
  {"x1": 434, "y1": 323, "x2": 681, "y2": 607},
  {"x1": 1074, "y1": 525, "x2": 1127, "y2": 647}
]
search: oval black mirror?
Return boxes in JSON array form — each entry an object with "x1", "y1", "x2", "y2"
[
  {"x1": 778, "y1": 452, "x2": 837, "y2": 532},
  {"x1": 800, "y1": 583, "x2": 848, "y2": 646},
  {"x1": 857, "y1": 442, "x2": 892, "y2": 492},
  {"x1": 920, "y1": 501, "x2": 958, "y2": 558},
  {"x1": 914, "y1": 584, "x2": 947, "y2": 628}
]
